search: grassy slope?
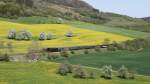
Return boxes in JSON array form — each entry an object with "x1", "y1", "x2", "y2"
[
  {"x1": 103, "y1": 13, "x2": 150, "y2": 32},
  {"x1": 0, "y1": 16, "x2": 60, "y2": 24},
  {"x1": 0, "y1": 61, "x2": 149, "y2": 84},
  {"x1": 15, "y1": 16, "x2": 61, "y2": 24},
  {"x1": 68, "y1": 21, "x2": 150, "y2": 38},
  {"x1": 0, "y1": 20, "x2": 131, "y2": 54},
  {"x1": 55, "y1": 48, "x2": 150, "y2": 76}
]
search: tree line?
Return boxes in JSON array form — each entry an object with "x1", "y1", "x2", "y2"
[
  {"x1": 58, "y1": 63, "x2": 135, "y2": 80},
  {"x1": 107, "y1": 37, "x2": 150, "y2": 51},
  {"x1": 8, "y1": 29, "x2": 74, "y2": 41}
]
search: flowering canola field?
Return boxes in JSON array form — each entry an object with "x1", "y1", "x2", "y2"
[{"x1": 0, "y1": 21, "x2": 132, "y2": 53}]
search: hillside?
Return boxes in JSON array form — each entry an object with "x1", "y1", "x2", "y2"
[
  {"x1": 0, "y1": 0, "x2": 150, "y2": 32},
  {"x1": 0, "y1": 1, "x2": 150, "y2": 84},
  {"x1": 68, "y1": 21, "x2": 150, "y2": 38},
  {"x1": 0, "y1": 20, "x2": 132, "y2": 54},
  {"x1": 102, "y1": 13, "x2": 150, "y2": 32},
  {"x1": 0, "y1": 0, "x2": 103, "y2": 23},
  {"x1": 55, "y1": 48, "x2": 150, "y2": 76}
]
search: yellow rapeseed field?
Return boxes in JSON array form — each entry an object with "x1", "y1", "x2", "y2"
[{"x1": 0, "y1": 21, "x2": 132, "y2": 53}]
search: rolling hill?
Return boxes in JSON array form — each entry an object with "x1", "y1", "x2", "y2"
[
  {"x1": 0, "y1": 0, "x2": 150, "y2": 84},
  {"x1": 0, "y1": 20, "x2": 132, "y2": 54},
  {"x1": 68, "y1": 21, "x2": 150, "y2": 38},
  {"x1": 55, "y1": 48, "x2": 150, "y2": 76},
  {"x1": 0, "y1": 0, "x2": 150, "y2": 32}
]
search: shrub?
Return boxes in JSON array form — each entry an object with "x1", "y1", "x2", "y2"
[
  {"x1": 58, "y1": 63, "x2": 69, "y2": 76},
  {"x1": 84, "y1": 49, "x2": 89, "y2": 54},
  {"x1": 47, "y1": 55, "x2": 59, "y2": 60},
  {"x1": 56, "y1": 18, "x2": 64, "y2": 24},
  {"x1": 101, "y1": 65, "x2": 112, "y2": 79},
  {"x1": 129, "y1": 71, "x2": 135, "y2": 79},
  {"x1": 8, "y1": 29, "x2": 16, "y2": 39},
  {"x1": 67, "y1": 64, "x2": 74, "y2": 73},
  {"x1": 23, "y1": 30, "x2": 32, "y2": 40},
  {"x1": 70, "y1": 50, "x2": 75, "y2": 54},
  {"x1": 116, "y1": 43, "x2": 126, "y2": 50},
  {"x1": 39, "y1": 32, "x2": 47, "y2": 40},
  {"x1": 0, "y1": 54, "x2": 9, "y2": 62},
  {"x1": 15, "y1": 32, "x2": 24, "y2": 40},
  {"x1": 118, "y1": 65, "x2": 129, "y2": 79},
  {"x1": 47, "y1": 33, "x2": 53, "y2": 40},
  {"x1": 66, "y1": 31, "x2": 74, "y2": 37},
  {"x1": 47, "y1": 55, "x2": 53, "y2": 60},
  {"x1": 108, "y1": 45, "x2": 117, "y2": 51},
  {"x1": 74, "y1": 65, "x2": 88, "y2": 79},
  {"x1": 14, "y1": 30, "x2": 32, "y2": 40},
  {"x1": 60, "y1": 51, "x2": 69, "y2": 57},
  {"x1": 89, "y1": 72, "x2": 96, "y2": 79}
]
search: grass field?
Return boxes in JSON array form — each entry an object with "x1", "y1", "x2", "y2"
[
  {"x1": 0, "y1": 21, "x2": 132, "y2": 54},
  {"x1": 68, "y1": 21, "x2": 150, "y2": 38},
  {"x1": 0, "y1": 61, "x2": 149, "y2": 84},
  {"x1": 55, "y1": 48, "x2": 150, "y2": 76}
]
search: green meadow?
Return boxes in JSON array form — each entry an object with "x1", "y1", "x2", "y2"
[
  {"x1": 0, "y1": 61, "x2": 150, "y2": 84},
  {"x1": 55, "y1": 48, "x2": 150, "y2": 76}
]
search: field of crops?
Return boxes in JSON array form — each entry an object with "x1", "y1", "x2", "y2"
[
  {"x1": 0, "y1": 21, "x2": 132, "y2": 54},
  {"x1": 55, "y1": 48, "x2": 150, "y2": 76}
]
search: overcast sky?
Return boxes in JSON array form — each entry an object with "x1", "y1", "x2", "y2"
[{"x1": 83, "y1": 0, "x2": 150, "y2": 18}]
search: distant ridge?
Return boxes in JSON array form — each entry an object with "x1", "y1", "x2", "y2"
[
  {"x1": 142, "y1": 17, "x2": 150, "y2": 22},
  {"x1": 0, "y1": 0, "x2": 150, "y2": 32}
]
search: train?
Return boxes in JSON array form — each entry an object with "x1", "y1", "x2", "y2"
[{"x1": 45, "y1": 44, "x2": 109, "y2": 52}]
